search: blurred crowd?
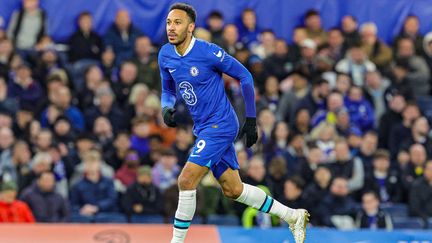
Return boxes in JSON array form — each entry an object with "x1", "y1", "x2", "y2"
[{"x1": 0, "y1": 0, "x2": 432, "y2": 230}]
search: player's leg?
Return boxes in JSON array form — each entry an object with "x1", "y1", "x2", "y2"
[
  {"x1": 171, "y1": 162, "x2": 208, "y2": 243},
  {"x1": 215, "y1": 145, "x2": 309, "y2": 243}
]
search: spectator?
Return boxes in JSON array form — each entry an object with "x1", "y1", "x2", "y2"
[
  {"x1": 70, "y1": 154, "x2": 122, "y2": 223},
  {"x1": 0, "y1": 181, "x2": 34, "y2": 223},
  {"x1": 311, "y1": 123, "x2": 337, "y2": 162},
  {"x1": 33, "y1": 48, "x2": 68, "y2": 89},
  {"x1": 378, "y1": 94, "x2": 405, "y2": 149},
  {"x1": 295, "y1": 38, "x2": 319, "y2": 79},
  {"x1": 243, "y1": 155, "x2": 267, "y2": 186},
  {"x1": 0, "y1": 140, "x2": 31, "y2": 193},
  {"x1": 402, "y1": 144, "x2": 428, "y2": 188},
  {"x1": 34, "y1": 128, "x2": 53, "y2": 153},
  {"x1": 258, "y1": 76, "x2": 280, "y2": 113},
  {"x1": 298, "y1": 144, "x2": 324, "y2": 185},
  {"x1": 335, "y1": 44, "x2": 376, "y2": 86},
  {"x1": 364, "y1": 71, "x2": 390, "y2": 123},
  {"x1": 263, "y1": 38, "x2": 294, "y2": 81},
  {"x1": 84, "y1": 86, "x2": 126, "y2": 132},
  {"x1": 8, "y1": 63, "x2": 43, "y2": 106},
  {"x1": 395, "y1": 38, "x2": 430, "y2": 96},
  {"x1": 327, "y1": 139, "x2": 364, "y2": 192},
  {"x1": 151, "y1": 149, "x2": 180, "y2": 192},
  {"x1": 0, "y1": 127, "x2": 15, "y2": 169},
  {"x1": 409, "y1": 160, "x2": 432, "y2": 224},
  {"x1": 366, "y1": 149, "x2": 404, "y2": 203},
  {"x1": 360, "y1": 22, "x2": 393, "y2": 70},
  {"x1": 171, "y1": 125, "x2": 193, "y2": 168},
  {"x1": 423, "y1": 32, "x2": 432, "y2": 78},
  {"x1": 128, "y1": 83, "x2": 149, "y2": 117},
  {"x1": 290, "y1": 27, "x2": 308, "y2": 62},
  {"x1": 344, "y1": 86, "x2": 375, "y2": 132},
  {"x1": 263, "y1": 121, "x2": 289, "y2": 162},
  {"x1": 131, "y1": 36, "x2": 160, "y2": 91},
  {"x1": 221, "y1": 24, "x2": 243, "y2": 55},
  {"x1": 388, "y1": 102, "x2": 420, "y2": 157},
  {"x1": 93, "y1": 116, "x2": 114, "y2": 150},
  {"x1": 276, "y1": 72, "x2": 309, "y2": 123},
  {"x1": 206, "y1": 11, "x2": 224, "y2": 46},
  {"x1": 311, "y1": 91, "x2": 344, "y2": 128},
  {"x1": 355, "y1": 191, "x2": 393, "y2": 230},
  {"x1": 0, "y1": 39, "x2": 19, "y2": 79},
  {"x1": 341, "y1": 15, "x2": 361, "y2": 48},
  {"x1": 292, "y1": 108, "x2": 311, "y2": 135},
  {"x1": 121, "y1": 165, "x2": 164, "y2": 218},
  {"x1": 280, "y1": 176, "x2": 307, "y2": 211},
  {"x1": 400, "y1": 117, "x2": 432, "y2": 157},
  {"x1": 7, "y1": 0, "x2": 47, "y2": 50},
  {"x1": 317, "y1": 177, "x2": 357, "y2": 228},
  {"x1": 41, "y1": 86, "x2": 85, "y2": 131},
  {"x1": 356, "y1": 131, "x2": 379, "y2": 172},
  {"x1": 394, "y1": 15, "x2": 423, "y2": 55},
  {"x1": 251, "y1": 29, "x2": 276, "y2": 59},
  {"x1": 257, "y1": 108, "x2": 276, "y2": 146},
  {"x1": 48, "y1": 145, "x2": 72, "y2": 198},
  {"x1": 105, "y1": 131, "x2": 131, "y2": 171},
  {"x1": 112, "y1": 61, "x2": 137, "y2": 108},
  {"x1": 283, "y1": 133, "x2": 306, "y2": 172},
  {"x1": 104, "y1": 9, "x2": 143, "y2": 65},
  {"x1": 385, "y1": 58, "x2": 415, "y2": 101},
  {"x1": 303, "y1": 167, "x2": 331, "y2": 222},
  {"x1": 303, "y1": 9, "x2": 327, "y2": 46},
  {"x1": 70, "y1": 148, "x2": 114, "y2": 186},
  {"x1": 68, "y1": 11, "x2": 102, "y2": 63},
  {"x1": 20, "y1": 171, "x2": 68, "y2": 222},
  {"x1": 266, "y1": 156, "x2": 288, "y2": 201},
  {"x1": 77, "y1": 65, "x2": 103, "y2": 110},
  {"x1": 319, "y1": 28, "x2": 347, "y2": 63},
  {"x1": 295, "y1": 78, "x2": 330, "y2": 119},
  {"x1": 100, "y1": 47, "x2": 117, "y2": 81},
  {"x1": 130, "y1": 116, "x2": 152, "y2": 158},
  {"x1": 238, "y1": 8, "x2": 260, "y2": 48},
  {"x1": 115, "y1": 149, "x2": 140, "y2": 188}
]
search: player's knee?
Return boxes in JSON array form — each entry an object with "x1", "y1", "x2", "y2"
[
  {"x1": 177, "y1": 174, "x2": 196, "y2": 190},
  {"x1": 222, "y1": 184, "x2": 243, "y2": 199}
]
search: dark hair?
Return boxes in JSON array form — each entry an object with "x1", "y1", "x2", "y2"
[
  {"x1": 169, "y1": 3, "x2": 197, "y2": 23},
  {"x1": 373, "y1": 149, "x2": 390, "y2": 161},
  {"x1": 78, "y1": 11, "x2": 92, "y2": 20},
  {"x1": 286, "y1": 175, "x2": 305, "y2": 190},
  {"x1": 305, "y1": 9, "x2": 320, "y2": 19},
  {"x1": 207, "y1": 10, "x2": 223, "y2": 20},
  {"x1": 362, "y1": 190, "x2": 379, "y2": 200}
]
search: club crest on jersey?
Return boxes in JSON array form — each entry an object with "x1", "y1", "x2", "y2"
[{"x1": 190, "y1": 66, "x2": 199, "y2": 77}]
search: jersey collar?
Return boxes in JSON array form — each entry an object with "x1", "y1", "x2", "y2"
[{"x1": 174, "y1": 36, "x2": 196, "y2": 57}]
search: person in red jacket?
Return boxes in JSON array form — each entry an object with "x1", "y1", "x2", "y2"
[{"x1": 0, "y1": 181, "x2": 35, "y2": 223}]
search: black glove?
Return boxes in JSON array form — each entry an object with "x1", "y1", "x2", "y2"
[
  {"x1": 239, "y1": 117, "x2": 258, "y2": 147},
  {"x1": 162, "y1": 107, "x2": 177, "y2": 127}
]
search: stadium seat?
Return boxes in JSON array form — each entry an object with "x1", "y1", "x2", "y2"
[
  {"x1": 381, "y1": 203, "x2": 409, "y2": 218},
  {"x1": 206, "y1": 214, "x2": 240, "y2": 226},
  {"x1": 392, "y1": 217, "x2": 424, "y2": 229},
  {"x1": 130, "y1": 215, "x2": 165, "y2": 224}
]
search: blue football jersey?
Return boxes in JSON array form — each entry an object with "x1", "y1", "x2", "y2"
[{"x1": 159, "y1": 37, "x2": 255, "y2": 134}]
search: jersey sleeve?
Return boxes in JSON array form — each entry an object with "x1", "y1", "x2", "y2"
[
  {"x1": 208, "y1": 44, "x2": 256, "y2": 118},
  {"x1": 158, "y1": 50, "x2": 177, "y2": 109}
]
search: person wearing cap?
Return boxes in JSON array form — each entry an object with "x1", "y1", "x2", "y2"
[
  {"x1": 121, "y1": 165, "x2": 163, "y2": 221},
  {"x1": 0, "y1": 181, "x2": 35, "y2": 223},
  {"x1": 115, "y1": 149, "x2": 141, "y2": 187}
]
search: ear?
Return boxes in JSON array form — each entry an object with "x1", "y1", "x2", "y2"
[{"x1": 188, "y1": 22, "x2": 195, "y2": 33}]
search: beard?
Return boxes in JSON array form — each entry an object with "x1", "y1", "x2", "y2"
[{"x1": 169, "y1": 30, "x2": 188, "y2": 46}]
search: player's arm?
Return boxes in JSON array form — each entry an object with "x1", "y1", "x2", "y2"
[
  {"x1": 210, "y1": 44, "x2": 258, "y2": 147},
  {"x1": 159, "y1": 52, "x2": 177, "y2": 127}
]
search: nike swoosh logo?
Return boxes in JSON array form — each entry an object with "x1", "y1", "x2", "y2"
[
  {"x1": 190, "y1": 154, "x2": 200, "y2": 157},
  {"x1": 168, "y1": 69, "x2": 176, "y2": 73},
  {"x1": 213, "y1": 50, "x2": 222, "y2": 58}
]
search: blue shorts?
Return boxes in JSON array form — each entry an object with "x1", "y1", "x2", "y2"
[{"x1": 187, "y1": 125, "x2": 239, "y2": 179}]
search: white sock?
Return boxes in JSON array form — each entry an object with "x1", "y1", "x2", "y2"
[
  {"x1": 171, "y1": 190, "x2": 196, "y2": 243},
  {"x1": 235, "y1": 183, "x2": 296, "y2": 222}
]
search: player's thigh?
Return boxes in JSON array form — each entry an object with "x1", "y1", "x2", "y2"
[
  {"x1": 178, "y1": 162, "x2": 209, "y2": 190},
  {"x1": 217, "y1": 167, "x2": 243, "y2": 199}
]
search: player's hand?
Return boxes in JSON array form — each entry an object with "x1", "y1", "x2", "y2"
[
  {"x1": 162, "y1": 107, "x2": 177, "y2": 127},
  {"x1": 239, "y1": 117, "x2": 258, "y2": 148}
]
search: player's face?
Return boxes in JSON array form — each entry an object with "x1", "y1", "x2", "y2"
[{"x1": 166, "y1": 10, "x2": 194, "y2": 45}]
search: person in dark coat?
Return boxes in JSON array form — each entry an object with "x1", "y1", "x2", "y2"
[
  {"x1": 294, "y1": 78, "x2": 330, "y2": 118},
  {"x1": 303, "y1": 167, "x2": 331, "y2": 225},
  {"x1": 103, "y1": 9, "x2": 143, "y2": 65},
  {"x1": 317, "y1": 177, "x2": 357, "y2": 227},
  {"x1": 20, "y1": 171, "x2": 68, "y2": 222},
  {"x1": 68, "y1": 11, "x2": 102, "y2": 63},
  {"x1": 377, "y1": 93, "x2": 405, "y2": 149},
  {"x1": 355, "y1": 191, "x2": 393, "y2": 230},
  {"x1": 121, "y1": 165, "x2": 163, "y2": 217},
  {"x1": 409, "y1": 160, "x2": 432, "y2": 226}
]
